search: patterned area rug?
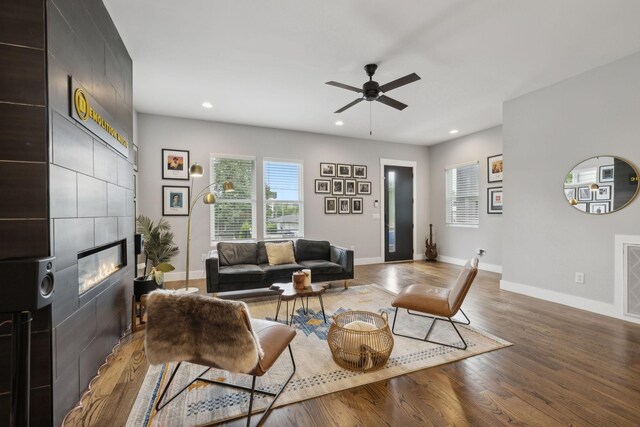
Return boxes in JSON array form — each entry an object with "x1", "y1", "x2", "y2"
[{"x1": 126, "y1": 284, "x2": 511, "y2": 426}]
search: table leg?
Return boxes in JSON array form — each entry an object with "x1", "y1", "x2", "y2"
[
  {"x1": 289, "y1": 298, "x2": 297, "y2": 326},
  {"x1": 275, "y1": 296, "x2": 282, "y2": 322},
  {"x1": 318, "y1": 294, "x2": 326, "y2": 323}
]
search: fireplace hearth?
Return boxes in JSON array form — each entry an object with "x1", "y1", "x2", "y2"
[{"x1": 78, "y1": 240, "x2": 127, "y2": 295}]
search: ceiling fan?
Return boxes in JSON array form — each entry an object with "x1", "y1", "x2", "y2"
[{"x1": 326, "y1": 64, "x2": 421, "y2": 113}]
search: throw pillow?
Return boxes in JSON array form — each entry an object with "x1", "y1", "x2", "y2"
[{"x1": 265, "y1": 241, "x2": 296, "y2": 266}]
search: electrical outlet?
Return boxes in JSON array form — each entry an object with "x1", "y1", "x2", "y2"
[
  {"x1": 575, "y1": 272, "x2": 584, "y2": 284},
  {"x1": 476, "y1": 248, "x2": 485, "y2": 256}
]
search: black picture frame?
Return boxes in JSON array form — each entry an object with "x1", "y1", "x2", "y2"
[
  {"x1": 133, "y1": 144, "x2": 139, "y2": 172},
  {"x1": 332, "y1": 178, "x2": 344, "y2": 195},
  {"x1": 589, "y1": 202, "x2": 610, "y2": 214},
  {"x1": 577, "y1": 186, "x2": 592, "y2": 201},
  {"x1": 595, "y1": 185, "x2": 611, "y2": 200},
  {"x1": 352, "y1": 197, "x2": 363, "y2": 214},
  {"x1": 487, "y1": 187, "x2": 503, "y2": 214},
  {"x1": 345, "y1": 179, "x2": 357, "y2": 196},
  {"x1": 599, "y1": 165, "x2": 614, "y2": 182},
  {"x1": 162, "y1": 148, "x2": 190, "y2": 180},
  {"x1": 315, "y1": 179, "x2": 331, "y2": 194},
  {"x1": 324, "y1": 197, "x2": 337, "y2": 214},
  {"x1": 162, "y1": 185, "x2": 190, "y2": 216},
  {"x1": 353, "y1": 165, "x2": 367, "y2": 179},
  {"x1": 357, "y1": 181, "x2": 372, "y2": 195},
  {"x1": 320, "y1": 162, "x2": 336, "y2": 177},
  {"x1": 338, "y1": 197, "x2": 350, "y2": 214},
  {"x1": 487, "y1": 154, "x2": 503, "y2": 183},
  {"x1": 337, "y1": 164, "x2": 352, "y2": 178}
]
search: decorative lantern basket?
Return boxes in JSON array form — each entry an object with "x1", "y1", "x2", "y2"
[{"x1": 328, "y1": 310, "x2": 394, "y2": 372}]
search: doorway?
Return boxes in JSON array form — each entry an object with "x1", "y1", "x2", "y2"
[{"x1": 383, "y1": 164, "x2": 414, "y2": 262}]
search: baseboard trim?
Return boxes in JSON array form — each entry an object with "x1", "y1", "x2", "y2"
[
  {"x1": 355, "y1": 257, "x2": 383, "y2": 266},
  {"x1": 164, "y1": 269, "x2": 206, "y2": 282},
  {"x1": 437, "y1": 255, "x2": 502, "y2": 274},
  {"x1": 499, "y1": 279, "x2": 638, "y2": 323}
]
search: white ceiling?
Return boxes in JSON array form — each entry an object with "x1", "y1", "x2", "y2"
[{"x1": 103, "y1": 0, "x2": 640, "y2": 145}]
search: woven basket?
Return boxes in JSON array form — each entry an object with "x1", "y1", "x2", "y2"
[{"x1": 328, "y1": 310, "x2": 394, "y2": 372}]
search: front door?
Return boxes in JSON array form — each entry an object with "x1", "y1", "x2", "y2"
[{"x1": 384, "y1": 165, "x2": 413, "y2": 262}]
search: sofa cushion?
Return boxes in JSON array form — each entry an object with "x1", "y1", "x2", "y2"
[
  {"x1": 217, "y1": 242, "x2": 257, "y2": 266},
  {"x1": 260, "y1": 263, "x2": 303, "y2": 280},
  {"x1": 265, "y1": 241, "x2": 296, "y2": 265},
  {"x1": 257, "y1": 240, "x2": 293, "y2": 264},
  {"x1": 295, "y1": 239, "x2": 331, "y2": 262},
  {"x1": 219, "y1": 264, "x2": 264, "y2": 283},
  {"x1": 299, "y1": 260, "x2": 343, "y2": 275}
]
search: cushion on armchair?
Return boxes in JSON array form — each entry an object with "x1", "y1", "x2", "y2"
[
  {"x1": 295, "y1": 239, "x2": 330, "y2": 262},
  {"x1": 217, "y1": 242, "x2": 257, "y2": 266}
]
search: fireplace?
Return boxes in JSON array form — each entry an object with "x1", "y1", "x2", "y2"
[{"x1": 78, "y1": 239, "x2": 127, "y2": 295}]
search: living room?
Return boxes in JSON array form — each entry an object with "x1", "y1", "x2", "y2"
[{"x1": 1, "y1": 1, "x2": 640, "y2": 426}]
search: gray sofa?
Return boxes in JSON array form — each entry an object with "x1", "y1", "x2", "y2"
[{"x1": 205, "y1": 239, "x2": 354, "y2": 294}]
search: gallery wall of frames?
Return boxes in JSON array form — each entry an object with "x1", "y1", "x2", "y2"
[{"x1": 316, "y1": 162, "x2": 371, "y2": 214}]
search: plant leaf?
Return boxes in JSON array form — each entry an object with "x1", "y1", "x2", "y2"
[{"x1": 154, "y1": 262, "x2": 175, "y2": 272}]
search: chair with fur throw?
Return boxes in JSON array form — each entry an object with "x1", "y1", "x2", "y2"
[{"x1": 145, "y1": 290, "x2": 296, "y2": 427}]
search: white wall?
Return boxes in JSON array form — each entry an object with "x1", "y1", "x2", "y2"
[
  {"x1": 137, "y1": 113, "x2": 431, "y2": 277},
  {"x1": 502, "y1": 51, "x2": 640, "y2": 317},
  {"x1": 428, "y1": 126, "x2": 503, "y2": 272}
]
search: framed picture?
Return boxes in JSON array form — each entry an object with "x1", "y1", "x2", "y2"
[
  {"x1": 337, "y1": 164, "x2": 352, "y2": 178},
  {"x1": 332, "y1": 178, "x2": 344, "y2": 195},
  {"x1": 590, "y1": 202, "x2": 609, "y2": 214},
  {"x1": 487, "y1": 154, "x2": 503, "y2": 183},
  {"x1": 345, "y1": 179, "x2": 357, "y2": 196},
  {"x1": 357, "y1": 181, "x2": 371, "y2": 195},
  {"x1": 162, "y1": 149, "x2": 189, "y2": 180},
  {"x1": 599, "y1": 165, "x2": 614, "y2": 182},
  {"x1": 353, "y1": 165, "x2": 367, "y2": 179},
  {"x1": 564, "y1": 188, "x2": 576, "y2": 201},
  {"x1": 320, "y1": 162, "x2": 336, "y2": 177},
  {"x1": 133, "y1": 144, "x2": 139, "y2": 172},
  {"x1": 315, "y1": 179, "x2": 331, "y2": 194},
  {"x1": 575, "y1": 203, "x2": 587, "y2": 212},
  {"x1": 352, "y1": 197, "x2": 363, "y2": 214},
  {"x1": 162, "y1": 186, "x2": 189, "y2": 216},
  {"x1": 487, "y1": 187, "x2": 503, "y2": 214},
  {"x1": 324, "y1": 197, "x2": 337, "y2": 214},
  {"x1": 133, "y1": 174, "x2": 137, "y2": 199},
  {"x1": 577, "y1": 186, "x2": 592, "y2": 201},
  {"x1": 596, "y1": 185, "x2": 611, "y2": 200},
  {"x1": 338, "y1": 197, "x2": 350, "y2": 214}
]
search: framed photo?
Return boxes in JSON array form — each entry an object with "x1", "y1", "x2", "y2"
[
  {"x1": 353, "y1": 165, "x2": 367, "y2": 179},
  {"x1": 487, "y1": 187, "x2": 503, "y2": 214},
  {"x1": 487, "y1": 154, "x2": 503, "y2": 183},
  {"x1": 162, "y1": 149, "x2": 189, "y2": 180},
  {"x1": 315, "y1": 179, "x2": 331, "y2": 194},
  {"x1": 133, "y1": 174, "x2": 137, "y2": 199},
  {"x1": 162, "y1": 186, "x2": 189, "y2": 216},
  {"x1": 345, "y1": 179, "x2": 357, "y2": 196},
  {"x1": 596, "y1": 185, "x2": 611, "y2": 200},
  {"x1": 564, "y1": 188, "x2": 576, "y2": 201},
  {"x1": 358, "y1": 181, "x2": 372, "y2": 195},
  {"x1": 352, "y1": 197, "x2": 363, "y2": 214},
  {"x1": 338, "y1": 197, "x2": 350, "y2": 214},
  {"x1": 575, "y1": 203, "x2": 587, "y2": 212},
  {"x1": 324, "y1": 197, "x2": 337, "y2": 214},
  {"x1": 332, "y1": 178, "x2": 344, "y2": 195},
  {"x1": 599, "y1": 165, "x2": 614, "y2": 182},
  {"x1": 133, "y1": 144, "x2": 139, "y2": 172},
  {"x1": 320, "y1": 162, "x2": 336, "y2": 177},
  {"x1": 590, "y1": 202, "x2": 609, "y2": 214},
  {"x1": 337, "y1": 164, "x2": 352, "y2": 178},
  {"x1": 577, "y1": 186, "x2": 592, "y2": 201}
]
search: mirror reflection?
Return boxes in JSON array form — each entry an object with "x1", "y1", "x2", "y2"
[{"x1": 564, "y1": 156, "x2": 638, "y2": 214}]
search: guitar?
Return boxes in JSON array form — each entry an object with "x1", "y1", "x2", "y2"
[{"x1": 425, "y1": 224, "x2": 438, "y2": 261}]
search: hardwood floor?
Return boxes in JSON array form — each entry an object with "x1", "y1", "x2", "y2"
[{"x1": 63, "y1": 261, "x2": 640, "y2": 426}]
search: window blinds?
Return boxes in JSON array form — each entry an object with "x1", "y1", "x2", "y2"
[
  {"x1": 264, "y1": 159, "x2": 304, "y2": 238},
  {"x1": 445, "y1": 162, "x2": 479, "y2": 225}
]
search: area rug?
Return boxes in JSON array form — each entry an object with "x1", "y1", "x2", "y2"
[{"x1": 126, "y1": 284, "x2": 511, "y2": 426}]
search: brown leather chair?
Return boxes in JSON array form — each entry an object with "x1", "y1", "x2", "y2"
[
  {"x1": 391, "y1": 258, "x2": 479, "y2": 350},
  {"x1": 144, "y1": 290, "x2": 296, "y2": 427}
]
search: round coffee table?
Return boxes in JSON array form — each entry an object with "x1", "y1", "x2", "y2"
[{"x1": 270, "y1": 282, "x2": 329, "y2": 325}]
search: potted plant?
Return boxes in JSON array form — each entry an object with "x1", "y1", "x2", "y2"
[{"x1": 134, "y1": 215, "x2": 180, "y2": 300}]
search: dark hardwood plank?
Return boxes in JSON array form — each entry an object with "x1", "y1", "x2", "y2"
[
  {"x1": 0, "y1": 161, "x2": 47, "y2": 218},
  {"x1": 0, "y1": 219, "x2": 48, "y2": 258},
  {"x1": 0, "y1": 103, "x2": 46, "y2": 162},
  {"x1": 0, "y1": 0, "x2": 45, "y2": 48},
  {"x1": 0, "y1": 43, "x2": 45, "y2": 106}
]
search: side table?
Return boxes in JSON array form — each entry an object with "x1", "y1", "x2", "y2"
[{"x1": 271, "y1": 282, "x2": 330, "y2": 326}]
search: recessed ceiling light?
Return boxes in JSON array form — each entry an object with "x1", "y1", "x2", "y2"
[
  {"x1": 202, "y1": 102, "x2": 213, "y2": 109},
  {"x1": 335, "y1": 120, "x2": 344, "y2": 126},
  {"x1": 449, "y1": 129, "x2": 459, "y2": 134}
]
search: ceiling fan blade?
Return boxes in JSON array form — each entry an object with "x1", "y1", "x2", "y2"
[
  {"x1": 334, "y1": 98, "x2": 363, "y2": 113},
  {"x1": 379, "y1": 73, "x2": 421, "y2": 93},
  {"x1": 326, "y1": 81, "x2": 363, "y2": 93},
  {"x1": 376, "y1": 95, "x2": 408, "y2": 111}
]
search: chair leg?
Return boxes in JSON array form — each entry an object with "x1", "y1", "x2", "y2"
[
  {"x1": 344, "y1": 279, "x2": 348, "y2": 289},
  {"x1": 156, "y1": 363, "x2": 212, "y2": 411},
  {"x1": 391, "y1": 307, "x2": 468, "y2": 350}
]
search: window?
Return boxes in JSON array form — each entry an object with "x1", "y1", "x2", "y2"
[
  {"x1": 210, "y1": 155, "x2": 256, "y2": 242},
  {"x1": 445, "y1": 162, "x2": 479, "y2": 226},
  {"x1": 263, "y1": 159, "x2": 304, "y2": 239}
]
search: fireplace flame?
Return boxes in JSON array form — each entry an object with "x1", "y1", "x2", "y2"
[{"x1": 81, "y1": 262, "x2": 120, "y2": 293}]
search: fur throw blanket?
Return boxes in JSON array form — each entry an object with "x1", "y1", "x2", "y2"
[{"x1": 144, "y1": 290, "x2": 263, "y2": 373}]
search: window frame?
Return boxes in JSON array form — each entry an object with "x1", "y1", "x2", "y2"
[
  {"x1": 262, "y1": 157, "x2": 304, "y2": 240},
  {"x1": 445, "y1": 161, "x2": 480, "y2": 228}
]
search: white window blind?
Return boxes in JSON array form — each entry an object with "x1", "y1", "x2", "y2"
[
  {"x1": 445, "y1": 162, "x2": 479, "y2": 226},
  {"x1": 264, "y1": 159, "x2": 304, "y2": 239},
  {"x1": 210, "y1": 155, "x2": 256, "y2": 243}
]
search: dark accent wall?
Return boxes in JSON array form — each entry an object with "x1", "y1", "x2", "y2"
[
  {"x1": 47, "y1": 0, "x2": 134, "y2": 425},
  {"x1": 0, "y1": 0, "x2": 133, "y2": 425}
]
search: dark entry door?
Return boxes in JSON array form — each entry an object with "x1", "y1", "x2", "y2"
[{"x1": 384, "y1": 165, "x2": 413, "y2": 262}]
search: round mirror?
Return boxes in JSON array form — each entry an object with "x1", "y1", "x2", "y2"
[{"x1": 564, "y1": 156, "x2": 639, "y2": 214}]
